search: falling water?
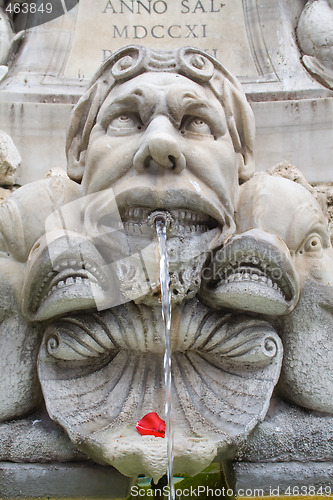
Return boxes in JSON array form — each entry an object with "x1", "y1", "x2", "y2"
[{"x1": 156, "y1": 217, "x2": 175, "y2": 500}]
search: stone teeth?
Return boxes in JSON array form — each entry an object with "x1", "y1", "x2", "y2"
[{"x1": 223, "y1": 270, "x2": 284, "y2": 297}]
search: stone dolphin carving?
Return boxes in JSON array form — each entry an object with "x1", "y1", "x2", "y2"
[
  {"x1": 0, "y1": 174, "x2": 81, "y2": 421},
  {"x1": 202, "y1": 171, "x2": 333, "y2": 414}
]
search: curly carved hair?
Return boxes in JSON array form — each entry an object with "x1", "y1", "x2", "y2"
[{"x1": 66, "y1": 45, "x2": 255, "y2": 184}]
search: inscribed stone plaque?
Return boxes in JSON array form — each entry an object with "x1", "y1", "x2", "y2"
[{"x1": 64, "y1": 0, "x2": 258, "y2": 79}]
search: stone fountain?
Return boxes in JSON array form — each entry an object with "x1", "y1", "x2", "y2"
[{"x1": 0, "y1": 40, "x2": 333, "y2": 496}]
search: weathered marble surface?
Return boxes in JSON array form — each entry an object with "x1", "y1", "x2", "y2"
[
  {"x1": 0, "y1": 42, "x2": 332, "y2": 488},
  {"x1": 0, "y1": 46, "x2": 283, "y2": 480}
]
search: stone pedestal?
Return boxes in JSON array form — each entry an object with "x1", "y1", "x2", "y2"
[
  {"x1": 225, "y1": 397, "x2": 333, "y2": 495},
  {"x1": 0, "y1": 463, "x2": 133, "y2": 499}
]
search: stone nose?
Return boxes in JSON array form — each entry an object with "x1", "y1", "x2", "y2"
[{"x1": 133, "y1": 117, "x2": 186, "y2": 173}]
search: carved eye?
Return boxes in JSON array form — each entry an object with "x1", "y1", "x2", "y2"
[
  {"x1": 107, "y1": 113, "x2": 142, "y2": 133},
  {"x1": 298, "y1": 234, "x2": 323, "y2": 255},
  {"x1": 181, "y1": 116, "x2": 212, "y2": 136}
]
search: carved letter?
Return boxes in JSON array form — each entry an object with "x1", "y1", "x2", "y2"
[
  {"x1": 137, "y1": 0, "x2": 151, "y2": 13},
  {"x1": 185, "y1": 24, "x2": 198, "y2": 38},
  {"x1": 133, "y1": 25, "x2": 148, "y2": 39},
  {"x1": 113, "y1": 25, "x2": 129, "y2": 38},
  {"x1": 193, "y1": 1, "x2": 206, "y2": 13},
  {"x1": 120, "y1": 0, "x2": 134, "y2": 13},
  {"x1": 181, "y1": 0, "x2": 190, "y2": 13},
  {"x1": 103, "y1": 0, "x2": 117, "y2": 13},
  {"x1": 102, "y1": 49, "x2": 113, "y2": 61},
  {"x1": 151, "y1": 25, "x2": 164, "y2": 38},
  {"x1": 153, "y1": 0, "x2": 167, "y2": 14},
  {"x1": 168, "y1": 25, "x2": 181, "y2": 38}
]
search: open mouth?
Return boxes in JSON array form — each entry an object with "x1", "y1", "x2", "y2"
[
  {"x1": 98, "y1": 207, "x2": 219, "y2": 238},
  {"x1": 200, "y1": 230, "x2": 299, "y2": 316},
  {"x1": 23, "y1": 231, "x2": 113, "y2": 322},
  {"x1": 31, "y1": 260, "x2": 105, "y2": 312},
  {"x1": 219, "y1": 255, "x2": 292, "y2": 300}
]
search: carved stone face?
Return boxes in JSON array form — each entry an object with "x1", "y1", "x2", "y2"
[{"x1": 82, "y1": 72, "x2": 238, "y2": 245}]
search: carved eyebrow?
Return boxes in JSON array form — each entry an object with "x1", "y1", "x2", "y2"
[
  {"x1": 288, "y1": 206, "x2": 330, "y2": 249},
  {"x1": 167, "y1": 89, "x2": 226, "y2": 131},
  {"x1": 98, "y1": 88, "x2": 156, "y2": 126}
]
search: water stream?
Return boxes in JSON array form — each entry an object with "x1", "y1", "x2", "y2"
[{"x1": 156, "y1": 217, "x2": 175, "y2": 500}]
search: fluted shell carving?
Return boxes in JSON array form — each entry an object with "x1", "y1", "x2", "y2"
[{"x1": 39, "y1": 297, "x2": 282, "y2": 480}]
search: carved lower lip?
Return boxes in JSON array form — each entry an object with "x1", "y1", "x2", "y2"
[
  {"x1": 219, "y1": 258, "x2": 291, "y2": 301},
  {"x1": 31, "y1": 261, "x2": 105, "y2": 314},
  {"x1": 201, "y1": 235, "x2": 299, "y2": 315},
  {"x1": 23, "y1": 232, "x2": 111, "y2": 321}
]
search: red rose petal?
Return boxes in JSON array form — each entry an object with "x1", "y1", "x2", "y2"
[{"x1": 136, "y1": 412, "x2": 166, "y2": 438}]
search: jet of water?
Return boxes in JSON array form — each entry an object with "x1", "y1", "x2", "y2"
[{"x1": 155, "y1": 214, "x2": 175, "y2": 500}]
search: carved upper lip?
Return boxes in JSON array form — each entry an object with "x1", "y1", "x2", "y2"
[
  {"x1": 84, "y1": 186, "x2": 228, "y2": 250},
  {"x1": 113, "y1": 187, "x2": 228, "y2": 227}
]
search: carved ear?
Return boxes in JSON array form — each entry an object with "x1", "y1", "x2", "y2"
[
  {"x1": 213, "y1": 76, "x2": 255, "y2": 183},
  {"x1": 237, "y1": 150, "x2": 255, "y2": 184},
  {"x1": 66, "y1": 82, "x2": 106, "y2": 183},
  {"x1": 228, "y1": 84, "x2": 255, "y2": 182},
  {"x1": 66, "y1": 138, "x2": 86, "y2": 183}
]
